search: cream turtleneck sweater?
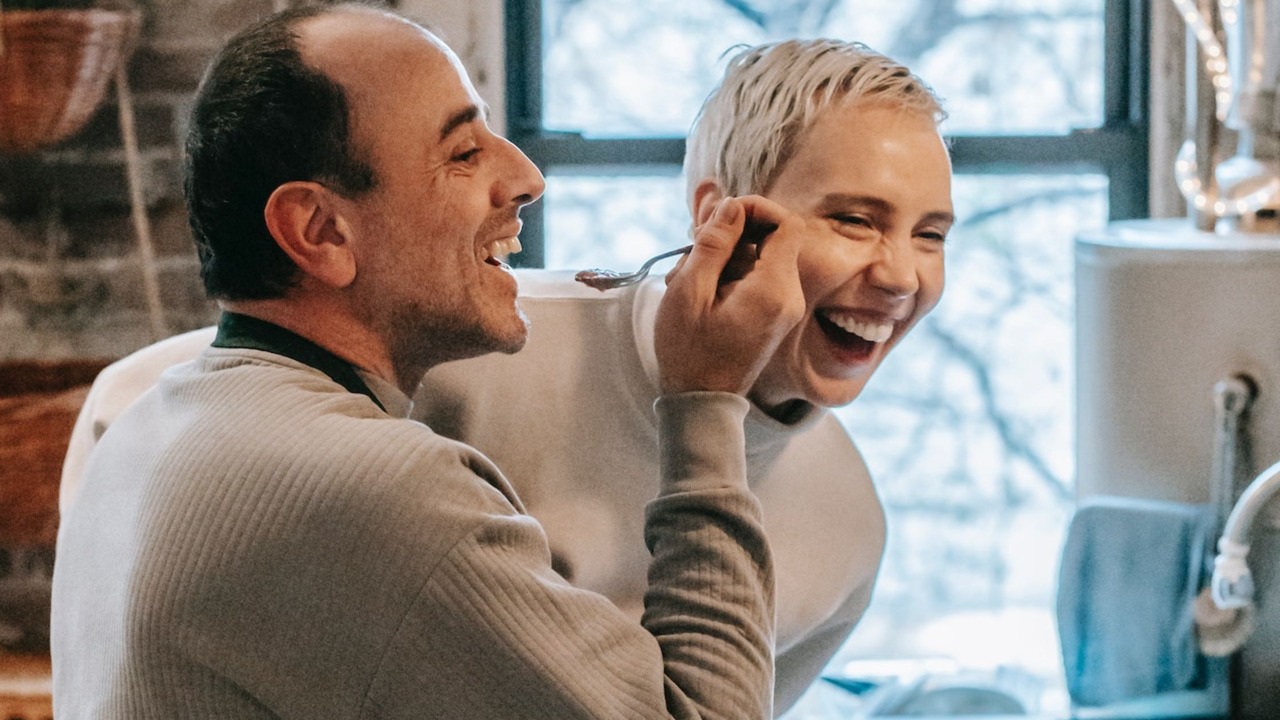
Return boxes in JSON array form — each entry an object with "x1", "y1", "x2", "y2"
[{"x1": 417, "y1": 272, "x2": 886, "y2": 714}]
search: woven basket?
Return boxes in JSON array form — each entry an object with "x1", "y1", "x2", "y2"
[{"x1": 0, "y1": 8, "x2": 140, "y2": 154}]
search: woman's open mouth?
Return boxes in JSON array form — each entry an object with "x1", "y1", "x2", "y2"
[{"x1": 815, "y1": 309, "x2": 892, "y2": 360}]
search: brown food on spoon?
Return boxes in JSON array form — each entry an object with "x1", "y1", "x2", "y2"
[{"x1": 573, "y1": 268, "x2": 626, "y2": 290}]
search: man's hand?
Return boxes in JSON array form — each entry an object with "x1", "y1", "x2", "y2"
[{"x1": 654, "y1": 196, "x2": 806, "y2": 396}]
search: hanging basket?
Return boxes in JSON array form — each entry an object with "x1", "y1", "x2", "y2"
[{"x1": 0, "y1": 8, "x2": 140, "y2": 154}]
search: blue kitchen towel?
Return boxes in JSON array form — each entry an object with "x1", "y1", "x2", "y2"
[{"x1": 1056, "y1": 495, "x2": 1216, "y2": 706}]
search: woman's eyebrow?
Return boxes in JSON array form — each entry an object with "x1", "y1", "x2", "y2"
[
  {"x1": 922, "y1": 210, "x2": 957, "y2": 226},
  {"x1": 815, "y1": 193, "x2": 891, "y2": 214},
  {"x1": 817, "y1": 193, "x2": 956, "y2": 226}
]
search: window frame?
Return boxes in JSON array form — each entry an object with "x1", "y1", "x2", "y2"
[{"x1": 504, "y1": 0, "x2": 1150, "y2": 268}]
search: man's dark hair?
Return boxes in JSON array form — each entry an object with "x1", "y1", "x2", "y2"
[{"x1": 184, "y1": 3, "x2": 379, "y2": 300}]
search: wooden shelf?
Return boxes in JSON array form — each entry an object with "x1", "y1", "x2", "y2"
[{"x1": 0, "y1": 652, "x2": 51, "y2": 720}]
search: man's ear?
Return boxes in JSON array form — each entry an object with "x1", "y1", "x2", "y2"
[
  {"x1": 263, "y1": 181, "x2": 357, "y2": 288},
  {"x1": 691, "y1": 179, "x2": 725, "y2": 228}
]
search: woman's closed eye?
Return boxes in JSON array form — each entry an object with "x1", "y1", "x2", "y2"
[
  {"x1": 832, "y1": 214, "x2": 876, "y2": 229},
  {"x1": 831, "y1": 215, "x2": 882, "y2": 239}
]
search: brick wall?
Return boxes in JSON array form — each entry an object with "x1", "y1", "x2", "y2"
[
  {"x1": 0, "y1": 0, "x2": 502, "y2": 363},
  {"x1": 0, "y1": 1, "x2": 280, "y2": 362}
]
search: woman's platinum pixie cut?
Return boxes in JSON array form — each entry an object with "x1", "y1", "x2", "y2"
[{"x1": 683, "y1": 38, "x2": 946, "y2": 203}]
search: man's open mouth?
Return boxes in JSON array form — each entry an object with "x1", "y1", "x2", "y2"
[{"x1": 482, "y1": 237, "x2": 522, "y2": 266}]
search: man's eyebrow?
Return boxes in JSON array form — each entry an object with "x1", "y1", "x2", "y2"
[{"x1": 439, "y1": 104, "x2": 484, "y2": 141}]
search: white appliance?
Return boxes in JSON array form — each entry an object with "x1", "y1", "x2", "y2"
[
  {"x1": 1073, "y1": 1, "x2": 1280, "y2": 712},
  {"x1": 1076, "y1": 219, "x2": 1280, "y2": 718}
]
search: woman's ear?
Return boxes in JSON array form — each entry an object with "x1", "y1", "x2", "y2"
[
  {"x1": 691, "y1": 179, "x2": 726, "y2": 228},
  {"x1": 263, "y1": 182, "x2": 357, "y2": 288}
]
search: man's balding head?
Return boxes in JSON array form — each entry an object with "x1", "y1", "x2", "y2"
[
  {"x1": 290, "y1": 6, "x2": 472, "y2": 186},
  {"x1": 184, "y1": 2, "x2": 421, "y2": 301}
]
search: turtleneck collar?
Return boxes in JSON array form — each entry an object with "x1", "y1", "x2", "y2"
[{"x1": 627, "y1": 276, "x2": 828, "y2": 458}]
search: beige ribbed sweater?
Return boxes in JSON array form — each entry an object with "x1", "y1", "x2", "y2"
[
  {"x1": 51, "y1": 347, "x2": 776, "y2": 719},
  {"x1": 58, "y1": 272, "x2": 886, "y2": 716}
]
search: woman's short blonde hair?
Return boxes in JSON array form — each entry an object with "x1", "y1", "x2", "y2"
[{"x1": 683, "y1": 38, "x2": 946, "y2": 203}]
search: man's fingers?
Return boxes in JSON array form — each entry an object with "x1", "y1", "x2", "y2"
[
  {"x1": 673, "y1": 198, "x2": 747, "y2": 291},
  {"x1": 668, "y1": 194, "x2": 808, "y2": 297},
  {"x1": 654, "y1": 193, "x2": 808, "y2": 396},
  {"x1": 664, "y1": 253, "x2": 690, "y2": 284},
  {"x1": 736, "y1": 195, "x2": 802, "y2": 266}
]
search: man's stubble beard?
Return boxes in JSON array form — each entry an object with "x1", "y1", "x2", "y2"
[{"x1": 385, "y1": 298, "x2": 530, "y2": 382}]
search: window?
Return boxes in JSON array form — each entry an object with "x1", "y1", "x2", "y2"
[{"x1": 506, "y1": 1, "x2": 1148, "y2": 715}]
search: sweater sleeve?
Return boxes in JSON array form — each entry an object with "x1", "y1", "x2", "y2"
[
  {"x1": 361, "y1": 391, "x2": 774, "y2": 720},
  {"x1": 645, "y1": 392, "x2": 776, "y2": 717}
]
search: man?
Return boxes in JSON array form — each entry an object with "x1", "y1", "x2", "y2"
[
  {"x1": 51, "y1": 4, "x2": 809, "y2": 718},
  {"x1": 59, "y1": 34, "x2": 954, "y2": 716}
]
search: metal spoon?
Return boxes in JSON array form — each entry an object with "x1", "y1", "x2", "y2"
[{"x1": 574, "y1": 244, "x2": 693, "y2": 291}]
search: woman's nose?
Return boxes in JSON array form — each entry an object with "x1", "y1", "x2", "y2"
[{"x1": 866, "y1": 236, "x2": 919, "y2": 299}]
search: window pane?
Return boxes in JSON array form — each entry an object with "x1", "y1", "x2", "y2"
[
  {"x1": 540, "y1": 171, "x2": 1108, "y2": 717},
  {"x1": 542, "y1": 0, "x2": 1104, "y2": 137},
  {"x1": 541, "y1": 173, "x2": 689, "y2": 271}
]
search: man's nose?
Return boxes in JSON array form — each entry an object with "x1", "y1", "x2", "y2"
[
  {"x1": 866, "y1": 236, "x2": 919, "y2": 299},
  {"x1": 496, "y1": 137, "x2": 545, "y2": 207}
]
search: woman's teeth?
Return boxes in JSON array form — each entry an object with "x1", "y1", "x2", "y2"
[
  {"x1": 821, "y1": 310, "x2": 893, "y2": 343},
  {"x1": 485, "y1": 237, "x2": 522, "y2": 261}
]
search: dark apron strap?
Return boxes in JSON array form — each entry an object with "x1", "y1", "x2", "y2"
[{"x1": 212, "y1": 312, "x2": 387, "y2": 413}]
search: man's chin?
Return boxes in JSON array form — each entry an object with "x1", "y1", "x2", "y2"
[
  {"x1": 489, "y1": 313, "x2": 531, "y2": 356},
  {"x1": 401, "y1": 312, "x2": 529, "y2": 368},
  {"x1": 494, "y1": 334, "x2": 528, "y2": 356}
]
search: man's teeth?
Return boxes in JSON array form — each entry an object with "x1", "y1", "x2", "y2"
[
  {"x1": 486, "y1": 237, "x2": 522, "y2": 260},
  {"x1": 822, "y1": 310, "x2": 893, "y2": 343}
]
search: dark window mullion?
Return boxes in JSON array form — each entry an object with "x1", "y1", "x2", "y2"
[
  {"x1": 523, "y1": 131, "x2": 1144, "y2": 170},
  {"x1": 506, "y1": 0, "x2": 546, "y2": 264},
  {"x1": 1099, "y1": 0, "x2": 1150, "y2": 219},
  {"x1": 517, "y1": 135, "x2": 685, "y2": 168},
  {"x1": 928, "y1": 131, "x2": 1147, "y2": 171},
  {"x1": 505, "y1": 0, "x2": 542, "y2": 139}
]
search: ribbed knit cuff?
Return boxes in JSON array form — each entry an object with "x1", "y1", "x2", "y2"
[{"x1": 654, "y1": 392, "x2": 750, "y2": 495}]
